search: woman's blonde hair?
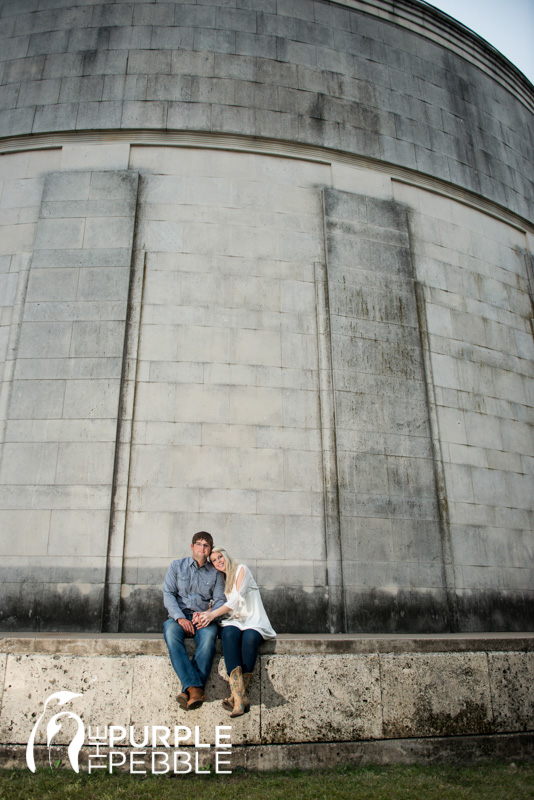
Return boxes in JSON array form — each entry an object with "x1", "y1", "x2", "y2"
[{"x1": 211, "y1": 546, "x2": 238, "y2": 594}]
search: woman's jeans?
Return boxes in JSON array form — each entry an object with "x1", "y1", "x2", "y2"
[
  {"x1": 163, "y1": 616, "x2": 218, "y2": 692},
  {"x1": 221, "y1": 625, "x2": 263, "y2": 676}
]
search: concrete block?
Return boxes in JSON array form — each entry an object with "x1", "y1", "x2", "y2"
[
  {"x1": 58, "y1": 75, "x2": 104, "y2": 104},
  {"x1": 77, "y1": 267, "x2": 130, "y2": 303},
  {"x1": 17, "y1": 321, "x2": 72, "y2": 359},
  {"x1": 47, "y1": 509, "x2": 110, "y2": 557},
  {"x1": 107, "y1": 26, "x2": 152, "y2": 52},
  {"x1": 131, "y1": 655, "x2": 260, "y2": 744},
  {"x1": 32, "y1": 102, "x2": 78, "y2": 133},
  {"x1": 17, "y1": 78, "x2": 61, "y2": 108},
  {"x1": 126, "y1": 49, "x2": 171, "y2": 76},
  {"x1": 470, "y1": 467, "x2": 508, "y2": 507},
  {"x1": 141, "y1": 175, "x2": 186, "y2": 205},
  {"x1": 25, "y1": 267, "x2": 78, "y2": 303},
  {"x1": 261, "y1": 654, "x2": 381, "y2": 743},
  {"x1": 83, "y1": 217, "x2": 135, "y2": 250},
  {"x1": 27, "y1": 29, "x2": 69, "y2": 57},
  {"x1": 233, "y1": 328, "x2": 281, "y2": 367},
  {"x1": 137, "y1": 325, "x2": 178, "y2": 363},
  {"x1": 256, "y1": 10, "x2": 296, "y2": 39},
  {"x1": 256, "y1": 489, "x2": 316, "y2": 516},
  {"x1": 70, "y1": 321, "x2": 125, "y2": 358},
  {"x1": 129, "y1": 444, "x2": 174, "y2": 488},
  {"x1": 278, "y1": 0, "x2": 315, "y2": 21},
  {"x1": 0, "y1": 177, "x2": 42, "y2": 211},
  {"x1": 42, "y1": 171, "x2": 90, "y2": 202},
  {"x1": 33, "y1": 217, "x2": 84, "y2": 250},
  {"x1": 381, "y1": 652, "x2": 494, "y2": 737},
  {"x1": 236, "y1": 32, "x2": 276, "y2": 59},
  {"x1": 175, "y1": 384, "x2": 230, "y2": 424},
  {"x1": 464, "y1": 411, "x2": 503, "y2": 451},
  {"x1": 62, "y1": 379, "x2": 120, "y2": 420},
  {"x1": 228, "y1": 385, "x2": 283, "y2": 426},
  {"x1": 75, "y1": 101, "x2": 123, "y2": 129},
  {"x1": 121, "y1": 100, "x2": 167, "y2": 129},
  {"x1": 212, "y1": 103, "x2": 255, "y2": 134},
  {"x1": 172, "y1": 445, "x2": 284, "y2": 491},
  {"x1": 194, "y1": 28, "x2": 236, "y2": 55},
  {"x1": 146, "y1": 74, "x2": 191, "y2": 102},
  {"x1": 91, "y1": 3, "x2": 134, "y2": 28},
  {"x1": 82, "y1": 50, "x2": 131, "y2": 75},
  {"x1": 133, "y1": 3, "x2": 174, "y2": 26},
  {"x1": 199, "y1": 488, "x2": 256, "y2": 514},
  {"x1": 175, "y1": 5, "x2": 216, "y2": 28},
  {"x1": 167, "y1": 99, "x2": 213, "y2": 130},
  {"x1": 0, "y1": 441, "x2": 58, "y2": 485},
  {"x1": 9, "y1": 379, "x2": 65, "y2": 420},
  {"x1": 89, "y1": 171, "x2": 138, "y2": 203},
  {"x1": 283, "y1": 450, "x2": 322, "y2": 491},
  {"x1": 500, "y1": 419, "x2": 534, "y2": 457},
  {"x1": 0, "y1": 654, "x2": 133, "y2": 744},
  {"x1": 0, "y1": 510, "x2": 50, "y2": 555},
  {"x1": 55, "y1": 442, "x2": 116, "y2": 486},
  {"x1": 5, "y1": 417, "x2": 116, "y2": 445},
  {"x1": 283, "y1": 515, "x2": 325, "y2": 558},
  {"x1": 0, "y1": 84, "x2": 20, "y2": 112},
  {"x1": 201, "y1": 423, "x2": 256, "y2": 448},
  {"x1": 3, "y1": 54, "x2": 45, "y2": 84},
  {"x1": 137, "y1": 219, "x2": 183, "y2": 253}
]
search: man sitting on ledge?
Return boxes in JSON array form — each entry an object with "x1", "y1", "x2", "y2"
[{"x1": 163, "y1": 531, "x2": 226, "y2": 710}]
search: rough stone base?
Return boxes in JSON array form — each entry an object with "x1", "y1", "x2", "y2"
[{"x1": 1, "y1": 634, "x2": 532, "y2": 773}]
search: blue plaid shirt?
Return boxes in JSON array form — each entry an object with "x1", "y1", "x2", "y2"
[{"x1": 163, "y1": 557, "x2": 226, "y2": 621}]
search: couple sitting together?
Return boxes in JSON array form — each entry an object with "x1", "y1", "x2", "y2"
[{"x1": 163, "y1": 531, "x2": 276, "y2": 717}]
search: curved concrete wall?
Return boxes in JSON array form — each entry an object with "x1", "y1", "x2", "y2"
[{"x1": 0, "y1": 0, "x2": 533, "y2": 634}]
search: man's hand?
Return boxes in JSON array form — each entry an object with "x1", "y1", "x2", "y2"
[{"x1": 177, "y1": 618, "x2": 195, "y2": 636}]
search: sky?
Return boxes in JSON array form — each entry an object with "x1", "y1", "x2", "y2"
[{"x1": 427, "y1": 0, "x2": 534, "y2": 84}]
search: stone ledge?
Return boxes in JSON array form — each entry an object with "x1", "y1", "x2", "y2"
[
  {"x1": 1, "y1": 636, "x2": 532, "y2": 760},
  {"x1": 2, "y1": 633, "x2": 534, "y2": 656}
]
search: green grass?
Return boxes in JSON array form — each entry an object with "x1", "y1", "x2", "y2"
[{"x1": 0, "y1": 762, "x2": 533, "y2": 800}]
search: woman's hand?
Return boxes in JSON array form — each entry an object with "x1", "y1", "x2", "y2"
[{"x1": 195, "y1": 610, "x2": 213, "y2": 628}]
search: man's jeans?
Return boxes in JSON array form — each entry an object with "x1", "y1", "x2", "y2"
[{"x1": 163, "y1": 616, "x2": 218, "y2": 692}]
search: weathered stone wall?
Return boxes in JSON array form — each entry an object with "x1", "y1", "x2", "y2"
[
  {"x1": 0, "y1": 635, "x2": 532, "y2": 770},
  {"x1": 0, "y1": 145, "x2": 532, "y2": 633}
]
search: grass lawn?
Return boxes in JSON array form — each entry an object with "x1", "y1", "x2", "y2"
[{"x1": 0, "y1": 762, "x2": 533, "y2": 799}]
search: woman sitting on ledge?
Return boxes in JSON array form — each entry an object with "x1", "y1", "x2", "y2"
[{"x1": 197, "y1": 546, "x2": 276, "y2": 717}]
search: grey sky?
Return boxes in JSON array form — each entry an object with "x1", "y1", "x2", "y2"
[{"x1": 427, "y1": 0, "x2": 534, "y2": 84}]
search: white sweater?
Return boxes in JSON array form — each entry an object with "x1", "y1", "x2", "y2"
[{"x1": 219, "y1": 564, "x2": 276, "y2": 640}]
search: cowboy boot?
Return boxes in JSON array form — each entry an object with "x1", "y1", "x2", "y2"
[
  {"x1": 187, "y1": 686, "x2": 206, "y2": 710},
  {"x1": 222, "y1": 673, "x2": 252, "y2": 711},
  {"x1": 229, "y1": 666, "x2": 249, "y2": 717}
]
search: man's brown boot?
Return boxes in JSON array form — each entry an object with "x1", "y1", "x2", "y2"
[
  {"x1": 187, "y1": 686, "x2": 206, "y2": 710},
  {"x1": 177, "y1": 690, "x2": 189, "y2": 710}
]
